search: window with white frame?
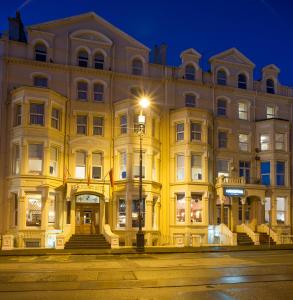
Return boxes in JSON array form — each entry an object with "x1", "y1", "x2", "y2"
[
  {"x1": 75, "y1": 151, "x2": 86, "y2": 179},
  {"x1": 238, "y1": 73, "x2": 247, "y2": 89},
  {"x1": 30, "y1": 103, "x2": 44, "y2": 126},
  {"x1": 239, "y1": 133, "x2": 249, "y2": 151},
  {"x1": 176, "y1": 193, "x2": 185, "y2": 223},
  {"x1": 176, "y1": 154, "x2": 184, "y2": 181},
  {"x1": 217, "y1": 99, "x2": 227, "y2": 116},
  {"x1": 120, "y1": 115, "x2": 127, "y2": 134},
  {"x1": 264, "y1": 197, "x2": 271, "y2": 223},
  {"x1": 92, "y1": 152, "x2": 102, "y2": 179},
  {"x1": 33, "y1": 76, "x2": 48, "y2": 88},
  {"x1": 48, "y1": 193, "x2": 56, "y2": 224},
  {"x1": 176, "y1": 123, "x2": 184, "y2": 141},
  {"x1": 190, "y1": 122, "x2": 201, "y2": 141},
  {"x1": 93, "y1": 116, "x2": 104, "y2": 136},
  {"x1": 191, "y1": 193, "x2": 202, "y2": 223},
  {"x1": 185, "y1": 64, "x2": 195, "y2": 80},
  {"x1": 217, "y1": 159, "x2": 229, "y2": 177},
  {"x1": 77, "y1": 50, "x2": 88, "y2": 67},
  {"x1": 14, "y1": 104, "x2": 22, "y2": 126},
  {"x1": 77, "y1": 81, "x2": 88, "y2": 101},
  {"x1": 49, "y1": 147, "x2": 58, "y2": 176},
  {"x1": 132, "y1": 58, "x2": 143, "y2": 75},
  {"x1": 117, "y1": 198, "x2": 126, "y2": 228},
  {"x1": 51, "y1": 108, "x2": 60, "y2": 130},
  {"x1": 238, "y1": 102, "x2": 248, "y2": 120},
  {"x1": 260, "y1": 134, "x2": 270, "y2": 151},
  {"x1": 133, "y1": 151, "x2": 145, "y2": 178},
  {"x1": 93, "y1": 83, "x2": 104, "y2": 102},
  {"x1": 26, "y1": 194, "x2": 42, "y2": 226},
  {"x1": 266, "y1": 105, "x2": 276, "y2": 119},
  {"x1": 134, "y1": 114, "x2": 145, "y2": 134},
  {"x1": 120, "y1": 152, "x2": 127, "y2": 179},
  {"x1": 191, "y1": 154, "x2": 202, "y2": 180},
  {"x1": 34, "y1": 43, "x2": 47, "y2": 62},
  {"x1": 217, "y1": 70, "x2": 227, "y2": 85},
  {"x1": 94, "y1": 52, "x2": 104, "y2": 69},
  {"x1": 28, "y1": 144, "x2": 43, "y2": 173},
  {"x1": 185, "y1": 93, "x2": 196, "y2": 107},
  {"x1": 275, "y1": 133, "x2": 285, "y2": 150},
  {"x1": 13, "y1": 144, "x2": 20, "y2": 175},
  {"x1": 276, "y1": 197, "x2": 285, "y2": 224},
  {"x1": 76, "y1": 115, "x2": 87, "y2": 135}
]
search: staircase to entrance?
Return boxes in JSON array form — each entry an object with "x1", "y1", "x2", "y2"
[
  {"x1": 64, "y1": 234, "x2": 111, "y2": 249},
  {"x1": 258, "y1": 233, "x2": 276, "y2": 245},
  {"x1": 237, "y1": 233, "x2": 254, "y2": 245}
]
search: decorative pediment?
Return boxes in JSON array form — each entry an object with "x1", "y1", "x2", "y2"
[
  {"x1": 262, "y1": 64, "x2": 280, "y2": 73},
  {"x1": 180, "y1": 48, "x2": 202, "y2": 59},
  {"x1": 209, "y1": 48, "x2": 255, "y2": 67},
  {"x1": 71, "y1": 30, "x2": 113, "y2": 45}
]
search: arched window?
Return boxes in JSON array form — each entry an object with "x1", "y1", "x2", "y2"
[
  {"x1": 217, "y1": 98, "x2": 227, "y2": 116},
  {"x1": 33, "y1": 76, "x2": 48, "y2": 88},
  {"x1": 266, "y1": 79, "x2": 275, "y2": 94},
  {"x1": 77, "y1": 50, "x2": 89, "y2": 67},
  {"x1": 132, "y1": 58, "x2": 143, "y2": 75},
  {"x1": 185, "y1": 64, "x2": 195, "y2": 80},
  {"x1": 34, "y1": 43, "x2": 47, "y2": 62},
  {"x1": 93, "y1": 83, "x2": 104, "y2": 102},
  {"x1": 217, "y1": 70, "x2": 227, "y2": 85},
  {"x1": 94, "y1": 52, "x2": 104, "y2": 69},
  {"x1": 77, "y1": 81, "x2": 88, "y2": 101},
  {"x1": 238, "y1": 74, "x2": 247, "y2": 89},
  {"x1": 185, "y1": 94, "x2": 196, "y2": 107}
]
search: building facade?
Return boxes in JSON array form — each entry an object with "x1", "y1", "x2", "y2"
[{"x1": 0, "y1": 12, "x2": 293, "y2": 248}]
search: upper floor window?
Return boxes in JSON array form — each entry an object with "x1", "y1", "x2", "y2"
[
  {"x1": 12, "y1": 144, "x2": 20, "y2": 175},
  {"x1": 134, "y1": 114, "x2": 145, "y2": 134},
  {"x1": 238, "y1": 73, "x2": 247, "y2": 89},
  {"x1": 238, "y1": 102, "x2": 248, "y2": 120},
  {"x1": 190, "y1": 123, "x2": 201, "y2": 141},
  {"x1": 120, "y1": 152, "x2": 127, "y2": 179},
  {"x1": 217, "y1": 159, "x2": 229, "y2": 177},
  {"x1": 75, "y1": 151, "x2": 86, "y2": 179},
  {"x1": 76, "y1": 115, "x2": 87, "y2": 135},
  {"x1": 28, "y1": 144, "x2": 43, "y2": 173},
  {"x1": 218, "y1": 131, "x2": 228, "y2": 148},
  {"x1": 120, "y1": 115, "x2": 127, "y2": 134},
  {"x1": 14, "y1": 104, "x2": 22, "y2": 126},
  {"x1": 239, "y1": 133, "x2": 249, "y2": 151},
  {"x1": 133, "y1": 151, "x2": 145, "y2": 178},
  {"x1": 266, "y1": 79, "x2": 275, "y2": 94},
  {"x1": 49, "y1": 147, "x2": 58, "y2": 176},
  {"x1": 239, "y1": 161, "x2": 250, "y2": 183},
  {"x1": 132, "y1": 58, "x2": 143, "y2": 75},
  {"x1": 77, "y1": 81, "x2": 88, "y2": 101},
  {"x1": 260, "y1": 134, "x2": 270, "y2": 151},
  {"x1": 185, "y1": 64, "x2": 195, "y2": 80},
  {"x1": 275, "y1": 133, "x2": 285, "y2": 150},
  {"x1": 176, "y1": 123, "x2": 184, "y2": 141},
  {"x1": 92, "y1": 152, "x2": 103, "y2": 179},
  {"x1": 51, "y1": 108, "x2": 60, "y2": 130},
  {"x1": 276, "y1": 161, "x2": 285, "y2": 186},
  {"x1": 260, "y1": 161, "x2": 270, "y2": 185},
  {"x1": 93, "y1": 83, "x2": 104, "y2": 102},
  {"x1": 94, "y1": 52, "x2": 104, "y2": 69},
  {"x1": 30, "y1": 103, "x2": 44, "y2": 126},
  {"x1": 33, "y1": 76, "x2": 48, "y2": 88},
  {"x1": 217, "y1": 69, "x2": 227, "y2": 85},
  {"x1": 93, "y1": 116, "x2": 104, "y2": 136},
  {"x1": 34, "y1": 43, "x2": 47, "y2": 62},
  {"x1": 176, "y1": 154, "x2": 184, "y2": 181},
  {"x1": 185, "y1": 94, "x2": 196, "y2": 107},
  {"x1": 217, "y1": 99, "x2": 227, "y2": 116},
  {"x1": 78, "y1": 50, "x2": 88, "y2": 67},
  {"x1": 191, "y1": 154, "x2": 202, "y2": 181},
  {"x1": 266, "y1": 105, "x2": 276, "y2": 119}
]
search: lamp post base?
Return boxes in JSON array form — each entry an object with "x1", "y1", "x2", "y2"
[{"x1": 136, "y1": 231, "x2": 145, "y2": 252}]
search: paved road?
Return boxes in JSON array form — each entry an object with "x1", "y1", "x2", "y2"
[{"x1": 1, "y1": 250, "x2": 293, "y2": 299}]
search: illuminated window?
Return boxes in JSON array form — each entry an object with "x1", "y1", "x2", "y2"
[
  {"x1": 92, "y1": 152, "x2": 103, "y2": 179},
  {"x1": 34, "y1": 76, "x2": 48, "y2": 87},
  {"x1": 238, "y1": 73, "x2": 247, "y2": 89},
  {"x1": 134, "y1": 114, "x2": 145, "y2": 133},
  {"x1": 76, "y1": 115, "x2": 87, "y2": 135},
  {"x1": 190, "y1": 123, "x2": 201, "y2": 141},
  {"x1": 239, "y1": 134, "x2": 249, "y2": 151},
  {"x1": 30, "y1": 103, "x2": 44, "y2": 126},
  {"x1": 176, "y1": 154, "x2": 184, "y2": 181},
  {"x1": 132, "y1": 198, "x2": 145, "y2": 227},
  {"x1": 133, "y1": 151, "x2": 145, "y2": 178},
  {"x1": 75, "y1": 151, "x2": 86, "y2": 179},
  {"x1": 117, "y1": 198, "x2": 126, "y2": 228},
  {"x1": 49, "y1": 147, "x2": 58, "y2": 176},
  {"x1": 26, "y1": 194, "x2": 42, "y2": 226},
  {"x1": 217, "y1": 159, "x2": 229, "y2": 177},
  {"x1": 191, "y1": 193, "x2": 202, "y2": 223},
  {"x1": 51, "y1": 108, "x2": 60, "y2": 130},
  {"x1": 185, "y1": 64, "x2": 195, "y2": 80},
  {"x1": 93, "y1": 116, "x2": 104, "y2": 136},
  {"x1": 77, "y1": 81, "x2": 88, "y2": 101},
  {"x1": 176, "y1": 123, "x2": 184, "y2": 141},
  {"x1": 77, "y1": 50, "x2": 88, "y2": 67},
  {"x1": 275, "y1": 133, "x2": 285, "y2": 150},
  {"x1": 191, "y1": 155, "x2": 202, "y2": 181},
  {"x1": 48, "y1": 194, "x2": 56, "y2": 224},
  {"x1": 28, "y1": 144, "x2": 43, "y2": 173},
  {"x1": 120, "y1": 152, "x2": 127, "y2": 179},
  {"x1": 264, "y1": 197, "x2": 271, "y2": 223},
  {"x1": 93, "y1": 83, "x2": 104, "y2": 102},
  {"x1": 13, "y1": 144, "x2": 20, "y2": 175},
  {"x1": 176, "y1": 193, "x2": 185, "y2": 223},
  {"x1": 217, "y1": 70, "x2": 227, "y2": 85},
  {"x1": 276, "y1": 197, "x2": 285, "y2": 224},
  {"x1": 238, "y1": 102, "x2": 248, "y2": 120},
  {"x1": 266, "y1": 79, "x2": 275, "y2": 94},
  {"x1": 260, "y1": 161, "x2": 270, "y2": 185},
  {"x1": 260, "y1": 134, "x2": 270, "y2": 151},
  {"x1": 266, "y1": 105, "x2": 275, "y2": 118},
  {"x1": 132, "y1": 59, "x2": 143, "y2": 75},
  {"x1": 34, "y1": 43, "x2": 47, "y2": 62},
  {"x1": 94, "y1": 52, "x2": 104, "y2": 69}
]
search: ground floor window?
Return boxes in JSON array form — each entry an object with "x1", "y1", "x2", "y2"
[
  {"x1": 117, "y1": 198, "x2": 126, "y2": 228},
  {"x1": 48, "y1": 193, "x2": 56, "y2": 224},
  {"x1": 132, "y1": 198, "x2": 145, "y2": 227},
  {"x1": 26, "y1": 194, "x2": 42, "y2": 226},
  {"x1": 190, "y1": 193, "x2": 202, "y2": 223},
  {"x1": 264, "y1": 197, "x2": 271, "y2": 224},
  {"x1": 276, "y1": 197, "x2": 286, "y2": 224},
  {"x1": 176, "y1": 193, "x2": 185, "y2": 223}
]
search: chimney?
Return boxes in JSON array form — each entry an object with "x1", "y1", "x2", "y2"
[
  {"x1": 153, "y1": 45, "x2": 160, "y2": 64},
  {"x1": 160, "y1": 43, "x2": 167, "y2": 66},
  {"x1": 8, "y1": 11, "x2": 27, "y2": 43}
]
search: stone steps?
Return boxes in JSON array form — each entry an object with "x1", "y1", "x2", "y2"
[
  {"x1": 64, "y1": 234, "x2": 111, "y2": 249},
  {"x1": 258, "y1": 233, "x2": 276, "y2": 245},
  {"x1": 237, "y1": 233, "x2": 254, "y2": 245}
]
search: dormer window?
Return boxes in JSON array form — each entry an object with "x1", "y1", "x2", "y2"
[
  {"x1": 78, "y1": 50, "x2": 89, "y2": 67},
  {"x1": 94, "y1": 52, "x2": 104, "y2": 70},
  {"x1": 185, "y1": 64, "x2": 195, "y2": 80},
  {"x1": 34, "y1": 43, "x2": 47, "y2": 62},
  {"x1": 238, "y1": 73, "x2": 247, "y2": 89},
  {"x1": 132, "y1": 58, "x2": 143, "y2": 75},
  {"x1": 266, "y1": 79, "x2": 275, "y2": 94},
  {"x1": 217, "y1": 70, "x2": 227, "y2": 85}
]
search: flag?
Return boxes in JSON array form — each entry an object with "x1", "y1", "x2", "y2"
[{"x1": 109, "y1": 168, "x2": 114, "y2": 187}]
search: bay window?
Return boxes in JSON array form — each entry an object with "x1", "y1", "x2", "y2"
[
  {"x1": 176, "y1": 154, "x2": 184, "y2": 181},
  {"x1": 26, "y1": 194, "x2": 42, "y2": 226},
  {"x1": 132, "y1": 198, "x2": 145, "y2": 227},
  {"x1": 28, "y1": 144, "x2": 43, "y2": 173},
  {"x1": 191, "y1": 154, "x2": 202, "y2": 180},
  {"x1": 176, "y1": 193, "x2": 185, "y2": 223},
  {"x1": 133, "y1": 151, "x2": 145, "y2": 178},
  {"x1": 120, "y1": 152, "x2": 127, "y2": 179},
  {"x1": 191, "y1": 193, "x2": 202, "y2": 223},
  {"x1": 276, "y1": 197, "x2": 285, "y2": 224},
  {"x1": 30, "y1": 103, "x2": 44, "y2": 126},
  {"x1": 117, "y1": 198, "x2": 126, "y2": 228},
  {"x1": 49, "y1": 147, "x2": 58, "y2": 176}
]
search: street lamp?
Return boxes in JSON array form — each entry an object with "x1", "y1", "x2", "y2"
[{"x1": 136, "y1": 96, "x2": 150, "y2": 252}]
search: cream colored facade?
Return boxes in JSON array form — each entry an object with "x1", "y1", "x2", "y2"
[{"x1": 0, "y1": 12, "x2": 293, "y2": 248}]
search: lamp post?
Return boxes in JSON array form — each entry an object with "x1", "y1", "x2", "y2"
[{"x1": 136, "y1": 97, "x2": 149, "y2": 252}]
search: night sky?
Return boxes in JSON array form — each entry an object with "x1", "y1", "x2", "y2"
[{"x1": 1, "y1": 0, "x2": 293, "y2": 86}]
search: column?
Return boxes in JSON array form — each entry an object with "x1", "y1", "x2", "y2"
[
  {"x1": 41, "y1": 189, "x2": 49, "y2": 231},
  {"x1": 241, "y1": 197, "x2": 246, "y2": 224},
  {"x1": 145, "y1": 194, "x2": 153, "y2": 246},
  {"x1": 220, "y1": 198, "x2": 224, "y2": 224},
  {"x1": 271, "y1": 194, "x2": 277, "y2": 226},
  {"x1": 203, "y1": 192, "x2": 209, "y2": 225},
  {"x1": 19, "y1": 196, "x2": 26, "y2": 230}
]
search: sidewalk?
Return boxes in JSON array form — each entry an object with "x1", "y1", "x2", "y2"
[{"x1": 1, "y1": 244, "x2": 293, "y2": 256}]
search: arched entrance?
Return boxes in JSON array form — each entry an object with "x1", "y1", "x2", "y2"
[{"x1": 75, "y1": 194, "x2": 101, "y2": 234}]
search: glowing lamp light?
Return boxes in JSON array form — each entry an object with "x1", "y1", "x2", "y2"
[{"x1": 139, "y1": 96, "x2": 150, "y2": 108}]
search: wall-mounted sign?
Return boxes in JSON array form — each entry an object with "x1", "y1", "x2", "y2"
[
  {"x1": 223, "y1": 188, "x2": 245, "y2": 197},
  {"x1": 76, "y1": 194, "x2": 100, "y2": 204}
]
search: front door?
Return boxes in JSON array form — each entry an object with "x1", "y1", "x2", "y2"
[{"x1": 76, "y1": 204, "x2": 100, "y2": 234}]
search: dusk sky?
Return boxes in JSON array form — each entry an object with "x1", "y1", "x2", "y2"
[{"x1": 1, "y1": 0, "x2": 293, "y2": 86}]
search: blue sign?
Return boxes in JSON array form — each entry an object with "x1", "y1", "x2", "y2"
[{"x1": 224, "y1": 188, "x2": 245, "y2": 197}]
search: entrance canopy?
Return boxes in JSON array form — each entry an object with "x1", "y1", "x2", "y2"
[{"x1": 76, "y1": 194, "x2": 100, "y2": 204}]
